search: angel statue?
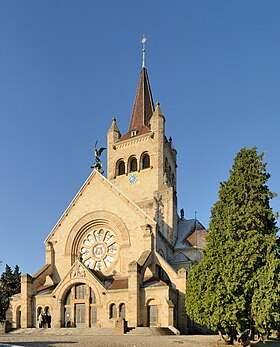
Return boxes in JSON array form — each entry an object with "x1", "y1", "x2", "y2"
[{"x1": 91, "y1": 140, "x2": 106, "y2": 174}]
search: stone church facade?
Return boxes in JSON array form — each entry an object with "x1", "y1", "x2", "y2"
[{"x1": 7, "y1": 55, "x2": 207, "y2": 334}]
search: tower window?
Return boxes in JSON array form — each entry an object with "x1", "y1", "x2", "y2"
[
  {"x1": 141, "y1": 153, "x2": 150, "y2": 169},
  {"x1": 129, "y1": 157, "x2": 137, "y2": 172},
  {"x1": 116, "y1": 160, "x2": 125, "y2": 176},
  {"x1": 131, "y1": 130, "x2": 138, "y2": 137}
]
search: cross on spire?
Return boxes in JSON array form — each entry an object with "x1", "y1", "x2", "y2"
[{"x1": 141, "y1": 35, "x2": 147, "y2": 68}]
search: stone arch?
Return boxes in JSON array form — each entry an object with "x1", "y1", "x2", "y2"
[
  {"x1": 56, "y1": 277, "x2": 102, "y2": 305},
  {"x1": 116, "y1": 159, "x2": 125, "y2": 176},
  {"x1": 128, "y1": 155, "x2": 137, "y2": 172},
  {"x1": 146, "y1": 296, "x2": 161, "y2": 328},
  {"x1": 109, "y1": 303, "x2": 117, "y2": 319},
  {"x1": 65, "y1": 210, "x2": 130, "y2": 260},
  {"x1": 143, "y1": 265, "x2": 154, "y2": 281},
  {"x1": 140, "y1": 152, "x2": 150, "y2": 170},
  {"x1": 118, "y1": 302, "x2": 126, "y2": 318},
  {"x1": 56, "y1": 278, "x2": 101, "y2": 328},
  {"x1": 146, "y1": 296, "x2": 161, "y2": 306}
]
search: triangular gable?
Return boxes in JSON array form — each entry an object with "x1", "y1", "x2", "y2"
[
  {"x1": 169, "y1": 251, "x2": 191, "y2": 264},
  {"x1": 52, "y1": 259, "x2": 107, "y2": 298},
  {"x1": 45, "y1": 169, "x2": 156, "y2": 243}
]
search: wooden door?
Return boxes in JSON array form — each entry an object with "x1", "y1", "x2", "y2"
[
  {"x1": 75, "y1": 304, "x2": 85, "y2": 328},
  {"x1": 148, "y1": 306, "x2": 158, "y2": 327}
]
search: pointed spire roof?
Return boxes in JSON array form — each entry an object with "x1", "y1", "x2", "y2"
[
  {"x1": 120, "y1": 66, "x2": 155, "y2": 141},
  {"x1": 108, "y1": 117, "x2": 120, "y2": 134}
]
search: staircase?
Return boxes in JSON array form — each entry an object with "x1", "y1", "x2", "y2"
[{"x1": 126, "y1": 327, "x2": 177, "y2": 336}]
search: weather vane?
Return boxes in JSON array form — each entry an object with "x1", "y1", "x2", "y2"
[
  {"x1": 141, "y1": 35, "x2": 147, "y2": 68},
  {"x1": 91, "y1": 140, "x2": 106, "y2": 174}
]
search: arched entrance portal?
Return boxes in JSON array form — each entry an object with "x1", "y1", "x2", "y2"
[
  {"x1": 148, "y1": 305, "x2": 158, "y2": 327},
  {"x1": 16, "y1": 306, "x2": 21, "y2": 329},
  {"x1": 63, "y1": 283, "x2": 97, "y2": 328}
]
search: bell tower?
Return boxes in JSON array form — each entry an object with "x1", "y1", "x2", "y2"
[{"x1": 107, "y1": 38, "x2": 178, "y2": 245}]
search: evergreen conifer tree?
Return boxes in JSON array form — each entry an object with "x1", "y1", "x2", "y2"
[
  {"x1": 0, "y1": 264, "x2": 21, "y2": 320},
  {"x1": 186, "y1": 147, "x2": 280, "y2": 346}
]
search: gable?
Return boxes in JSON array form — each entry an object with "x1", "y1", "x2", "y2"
[{"x1": 45, "y1": 169, "x2": 155, "y2": 244}]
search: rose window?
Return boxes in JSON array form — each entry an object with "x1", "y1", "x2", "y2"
[{"x1": 80, "y1": 229, "x2": 119, "y2": 271}]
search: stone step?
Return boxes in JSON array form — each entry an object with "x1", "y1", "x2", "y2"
[
  {"x1": 126, "y1": 327, "x2": 176, "y2": 336},
  {"x1": 8, "y1": 327, "x2": 116, "y2": 336}
]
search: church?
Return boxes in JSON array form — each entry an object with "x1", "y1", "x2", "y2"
[{"x1": 7, "y1": 41, "x2": 207, "y2": 334}]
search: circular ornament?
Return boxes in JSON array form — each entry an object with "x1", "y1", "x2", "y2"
[{"x1": 80, "y1": 229, "x2": 119, "y2": 272}]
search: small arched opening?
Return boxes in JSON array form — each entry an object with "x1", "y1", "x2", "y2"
[
  {"x1": 109, "y1": 303, "x2": 117, "y2": 319},
  {"x1": 141, "y1": 153, "x2": 150, "y2": 170},
  {"x1": 116, "y1": 160, "x2": 125, "y2": 176},
  {"x1": 44, "y1": 306, "x2": 51, "y2": 328},
  {"x1": 146, "y1": 299, "x2": 159, "y2": 327},
  {"x1": 128, "y1": 157, "x2": 137, "y2": 172},
  {"x1": 119, "y1": 303, "x2": 126, "y2": 318},
  {"x1": 37, "y1": 307, "x2": 42, "y2": 328},
  {"x1": 16, "y1": 306, "x2": 21, "y2": 329}
]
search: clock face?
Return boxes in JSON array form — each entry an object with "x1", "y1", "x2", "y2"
[
  {"x1": 80, "y1": 228, "x2": 119, "y2": 272},
  {"x1": 128, "y1": 173, "x2": 138, "y2": 185}
]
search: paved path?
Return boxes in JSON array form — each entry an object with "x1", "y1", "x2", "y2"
[
  {"x1": 1, "y1": 334, "x2": 279, "y2": 347},
  {"x1": 0, "y1": 334, "x2": 220, "y2": 347}
]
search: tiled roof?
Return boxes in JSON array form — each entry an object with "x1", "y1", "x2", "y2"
[
  {"x1": 169, "y1": 251, "x2": 191, "y2": 264},
  {"x1": 108, "y1": 278, "x2": 128, "y2": 290},
  {"x1": 142, "y1": 276, "x2": 168, "y2": 288},
  {"x1": 175, "y1": 218, "x2": 208, "y2": 249},
  {"x1": 120, "y1": 67, "x2": 154, "y2": 141},
  {"x1": 37, "y1": 284, "x2": 57, "y2": 295}
]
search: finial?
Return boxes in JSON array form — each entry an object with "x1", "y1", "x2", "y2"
[
  {"x1": 112, "y1": 116, "x2": 116, "y2": 122},
  {"x1": 141, "y1": 35, "x2": 147, "y2": 68},
  {"x1": 180, "y1": 208, "x2": 185, "y2": 220},
  {"x1": 156, "y1": 100, "x2": 160, "y2": 107}
]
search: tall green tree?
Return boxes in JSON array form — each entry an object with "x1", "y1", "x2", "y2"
[
  {"x1": 0, "y1": 264, "x2": 21, "y2": 320},
  {"x1": 186, "y1": 147, "x2": 280, "y2": 346}
]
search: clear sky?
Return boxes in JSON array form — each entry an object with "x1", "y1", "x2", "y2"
[{"x1": 0, "y1": 1, "x2": 279, "y2": 275}]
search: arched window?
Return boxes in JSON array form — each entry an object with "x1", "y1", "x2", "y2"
[
  {"x1": 76, "y1": 284, "x2": 86, "y2": 299},
  {"x1": 119, "y1": 303, "x2": 126, "y2": 318},
  {"x1": 90, "y1": 287, "x2": 96, "y2": 304},
  {"x1": 116, "y1": 160, "x2": 125, "y2": 176},
  {"x1": 129, "y1": 157, "x2": 137, "y2": 172},
  {"x1": 109, "y1": 303, "x2": 117, "y2": 318},
  {"x1": 64, "y1": 289, "x2": 71, "y2": 305},
  {"x1": 141, "y1": 153, "x2": 150, "y2": 169},
  {"x1": 37, "y1": 307, "x2": 42, "y2": 322}
]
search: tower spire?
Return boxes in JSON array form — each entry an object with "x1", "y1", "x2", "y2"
[
  {"x1": 141, "y1": 35, "x2": 147, "y2": 68},
  {"x1": 119, "y1": 36, "x2": 155, "y2": 141}
]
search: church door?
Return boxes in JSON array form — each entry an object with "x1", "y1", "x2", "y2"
[
  {"x1": 148, "y1": 306, "x2": 158, "y2": 327},
  {"x1": 75, "y1": 304, "x2": 85, "y2": 328}
]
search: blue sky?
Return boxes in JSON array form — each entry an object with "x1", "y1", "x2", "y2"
[{"x1": 0, "y1": 1, "x2": 279, "y2": 275}]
